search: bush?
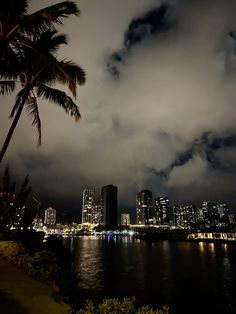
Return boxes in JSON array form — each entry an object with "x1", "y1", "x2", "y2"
[
  {"x1": 0, "y1": 241, "x2": 60, "y2": 283},
  {"x1": 0, "y1": 241, "x2": 28, "y2": 264},
  {"x1": 77, "y1": 298, "x2": 170, "y2": 314},
  {"x1": 27, "y1": 250, "x2": 60, "y2": 282}
]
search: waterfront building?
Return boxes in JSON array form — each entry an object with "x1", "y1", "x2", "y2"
[
  {"x1": 82, "y1": 189, "x2": 95, "y2": 224},
  {"x1": 136, "y1": 190, "x2": 152, "y2": 225},
  {"x1": 174, "y1": 204, "x2": 196, "y2": 229},
  {"x1": 121, "y1": 213, "x2": 130, "y2": 226},
  {"x1": 154, "y1": 197, "x2": 170, "y2": 226},
  {"x1": 215, "y1": 204, "x2": 229, "y2": 227},
  {"x1": 202, "y1": 201, "x2": 218, "y2": 228},
  {"x1": 44, "y1": 207, "x2": 56, "y2": 226},
  {"x1": 101, "y1": 185, "x2": 118, "y2": 227}
]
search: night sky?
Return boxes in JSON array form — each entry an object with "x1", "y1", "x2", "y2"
[{"x1": 1, "y1": 0, "x2": 236, "y2": 221}]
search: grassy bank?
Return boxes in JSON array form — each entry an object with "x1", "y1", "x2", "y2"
[{"x1": 0, "y1": 257, "x2": 71, "y2": 314}]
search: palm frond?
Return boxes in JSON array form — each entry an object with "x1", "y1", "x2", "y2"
[
  {"x1": 33, "y1": 30, "x2": 67, "y2": 55},
  {"x1": 25, "y1": 96, "x2": 41, "y2": 145},
  {"x1": 36, "y1": 84, "x2": 81, "y2": 121},
  {"x1": 52, "y1": 58, "x2": 86, "y2": 98},
  {"x1": 0, "y1": 43, "x2": 21, "y2": 79},
  {"x1": 0, "y1": 0, "x2": 29, "y2": 21},
  {"x1": 60, "y1": 59, "x2": 86, "y2": 86},
  {"x1": 28, "y1": 49, "x2": 86, "y2": 98},
  {"x1": 0, "y1": 81, "x2": 16, "y2": 95},
  {"x1": 22, "y1": 1, "x2": 79, "y2": 34}
]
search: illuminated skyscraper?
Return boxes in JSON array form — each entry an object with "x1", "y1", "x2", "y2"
[
  {"x1": 136, "y1": 190, "x2": 152, "y2": 225},
  {"x1": 216, "y1": 204, "x2": 229, "y2": 226},
  {"x1": 101, "y1": 185, "x2": 118, "y2": 227},
  {"x1": 201, "y1": 201, "x2": 217, "y2": 228},
  {"x1": 82, "y1": 189, "x2": 95, "y2": 224},
  {"x1": 121, "y1": 213, "x2": 130, "y2": 226},
  {"x1": 93, "y1": 204, "x2": 102, "y2": 225},
  {"x1": 44, "y1": 207, "x2": 56, "y2": 226},
  {"x1": 154, "y1": 197, "x2": 170, "y2": 225}
]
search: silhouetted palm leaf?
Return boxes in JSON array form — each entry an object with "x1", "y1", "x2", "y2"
[
  {"x1": 22, "y1": 1, "x2": 80, "y2": 34},
  {"x1": 37, "y1": 84, "x2": 81, "y2": 121},
  {"x1": 0, "y1": 28, "x2": 86, "y2": 162},
  {"x1": 0, "y1": 81, "x2": 16, "y2": 95},
  {"x1": 0, "y1": 1, "x2": 80, "y2": 71}
]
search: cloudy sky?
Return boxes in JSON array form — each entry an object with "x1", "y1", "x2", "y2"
[{"x1": 1, "y1": 0, "x2": 236, "y2": 221}]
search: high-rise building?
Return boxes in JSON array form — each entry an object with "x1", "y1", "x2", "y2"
[
  {"x1": 93, "y1": 204, "x2": 102, "y2": 225},
  {"x1": 154, "y1": 197, "x2": 170, "y2": 225},
  {"x1": 121, "y1": 213, "x2": 130, "y2": 226},
  {"x1": 101, "y1": 185, "x2": 118, "y2": 227},
  {"x1": 44, "y1": 207, "x2": 56, "y2": 226},
  {"x1": 136, "y1": 190, "x2": 152, "y2": 225},
  {"x1": 201, "y1": 201, "x2": 217, "y2": 228},
  {"x1": 216, "y1": 204, "x2": 229, "y2": 227},
  {"x1": 173, "y1": 204, "x2": 196, "y2": 229},
  {"x1": 82, "y1": 189, "x2": 95, "y2": 224}
]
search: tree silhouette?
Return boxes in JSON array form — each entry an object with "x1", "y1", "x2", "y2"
[
  {"x1": 0, "y1": 0, "x2": 79, "y2": 77},
  {"x1": 0, "y1": 164, "x2": 33, "y2": 232},
  {"x1": 0, "y1": 1, "x2": 85, "y2": 162}
]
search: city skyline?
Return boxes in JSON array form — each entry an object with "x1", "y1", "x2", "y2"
[
  {"x1": 1, "y1": 0, "x2": 236, "y2": 217},
  {"x1": 41, "y1": 184, "x2": 234, "y2": 225}
]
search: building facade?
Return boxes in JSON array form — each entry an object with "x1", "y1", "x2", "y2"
[
  {"x1": 101, "y1": 185, "x2": 118, "y2": 227},
  {"x1": 136, "y1": 190, "x2": 152, "y2": 225},
  {"x1": 216, "y1": 204, "x2": 229, "y2": 227},
  {"x1": 93, "y1": 204, "x2": 102, "y2": 225},
  {"x1": 174, "y1": 204, "x2": 196, "y2": 229},
  {"x1": 44, "y1": 207, "x2": 56, "y2": 226},
  {"x1": 201, "y1": 201, "x2": 218, "y2": 228},
  {"x1": 154, "y1": 197, "x2": 170, "y2": 226},
  {"x1": 121, "y1": 213, "x2": 130, "y2": 226},
  {"x1": 82, "y1": 189, "x2": 95, "y2": 224}
]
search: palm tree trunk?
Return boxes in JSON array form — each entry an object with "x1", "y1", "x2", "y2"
[{"x1": 0, "y1": 91, "x2": 29, "y2": 163}]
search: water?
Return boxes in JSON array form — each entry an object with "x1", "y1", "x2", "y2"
[{"x1": 64, "y1": 236, "x2": 236, "y2": 314}]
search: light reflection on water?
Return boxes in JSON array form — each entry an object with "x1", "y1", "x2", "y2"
[
  {"x1": 74, "y1": 236, "x2": 103, "y2": 291},
  {"x1": 64, "y1": 237, "x2": 236, "y2": 314}
]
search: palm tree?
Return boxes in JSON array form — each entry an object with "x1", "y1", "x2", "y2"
[
  {"x1": 0, "y1": 0, "x2": 80, "y2": 77},
  {"x1": 0, "y1": 30, "x2": 85, "y2": 162},
  {"x1": 0, "y1": 0, "x2": 85, "y2": 163}
]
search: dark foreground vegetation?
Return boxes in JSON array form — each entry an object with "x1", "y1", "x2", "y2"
[
  {"x1": 76, "y1": 298, "x2": 170, "y2": 314},
  {"x1": 0, "y1": 232, "x2": 77, "y2": 300}
]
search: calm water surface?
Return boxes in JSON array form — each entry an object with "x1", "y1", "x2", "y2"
[{"x1": 64, "y1": 237, "x2": 236, "y2": 314}]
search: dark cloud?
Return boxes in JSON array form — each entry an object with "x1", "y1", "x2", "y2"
[
  {"x1": 106, "y1": 3, "x2": 175, "y2": 78},
  {"x1": 151, "y1": 132, "x2": 236, "y2": 180}
]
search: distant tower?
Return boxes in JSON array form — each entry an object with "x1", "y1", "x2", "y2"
[
  {"x1": 44, "y1": 207, "x2": 56, "y2": 226},
  {"x1": 121, "y1": 213, "x2": 130, "y2": 226},
  {"x1": 136, "y1": 190, "x2": 152, "y2": 225},
  {"x1": 101, "y1": 185, "x2": 118, "y2": 227},
  {"x1": 82, "y1": 189, "x2": 95, "y2": 224},
  {"x1": 154, "y1": 197, "x2": 170, "y2": 225}
]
